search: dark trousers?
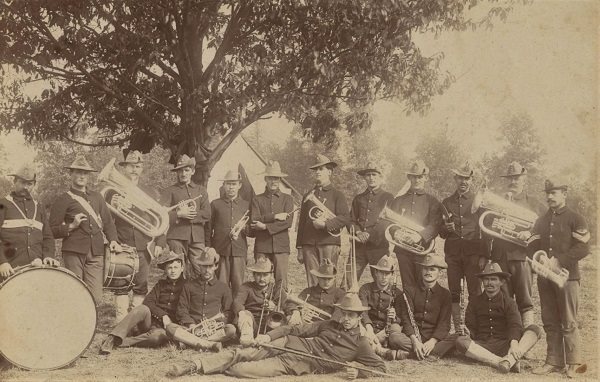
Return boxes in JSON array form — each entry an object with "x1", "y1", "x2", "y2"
[
  {"x1": 168, "y1": 239, "x2": 205, "y2": 279},
  {"x1": 353, "y1": 245, "x2": 388, "y2": 284},
  {"x1": 394, "y1": 332, "x2": 458, "y2": 358},
  {"x1": 445, "y1": 252, "x2": 481, "y2": 302},
  {"x1": 110, "y1": 304, "x2": 169, "y2": 348},
  {"x1": 217, "y1": 256, "x2": 246, "y2": 297},
  {"x1": 302, "y1": 245, "x2": 341, "y2": 287},
  {"x1": 495, "y1": 256, "x2": 533, "y2": 314},
  {"x1": 255, "y1": 252, "x2": 289, "y2": 292},
  {"x1": 63, "y1": 250, "x2": 104, "y2": 304},
  {"x1": 395, "y1": 248, "x2": 424, "y2": 290}
]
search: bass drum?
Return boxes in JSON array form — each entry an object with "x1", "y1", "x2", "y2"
[{"x1": 0, "y1": 265, "x2": 97, "y2": 370}]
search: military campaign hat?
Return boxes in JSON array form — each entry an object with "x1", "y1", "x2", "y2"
[
  {"x1": 500, "y1": 162, "x2": 527, "y2": 177},
  {"x1": 333, "y1": 292, "x2": 369, "y2": 312},
  {"x1": 309, "y1": 154, "x2": 338, "y2": 170},
  {"x1": 542, "y1": 178, "x2": 568, "y2": 192},
  {"x1": 194, "y1": 247, "x2": 220, "y2": 266},
  {"x1": 248, "y1": 257, "x2": 274, "y2": 273},
  {"x1": 119, "y1": 150, "x2": 144, "y2": 166},
  {"x1": 369, "y1": 254, "x2": 398, "y2": 272},
  {"x1": 406, "y1": 159, "x2": 430, "y2": 176},
  {"x1": 64, "y1": 155, "x2": 97, "y2": 172},
  {"x1": 157, "y1": 251, "x2": 184, "y2": 270},
  {"x1": 476, "y1": 261, "x2": 510, "y2": 279},
  {"x1": 357, "y1": 161, "x2": 382, "y2": 176},
  {"x1": 219, "y1": 170, "x2": 242, "y2": 182},
  {"x1": 416, "y1": 254, "x2": 448, "y2": 269},
  {"x1": 8, "y1": 164, "x2": 37, "y2": 182},
  {"x1": 310, "y1": 258, "x2": 337, "y2": 278},
  {"x1": 262, "y1": 161, "x2": 288, "y2": 177},
  {"x1": 451, "y1": 161, "x2": 474, "y2": 178},
  {"x1": 171, "y1": 154, "x2": 196, "y2": 172}
]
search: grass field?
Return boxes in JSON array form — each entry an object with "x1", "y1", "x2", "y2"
[{"x1": 1, "y1": 236, "x2": 597, "y2": 382}]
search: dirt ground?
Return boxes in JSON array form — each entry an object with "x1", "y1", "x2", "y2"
[{"x1": 1, "y1": 238, "x2": 597, "y2": 382}]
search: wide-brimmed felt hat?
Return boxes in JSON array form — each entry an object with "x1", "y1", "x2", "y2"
[
  {"x1": 310, "y1": 258, "x2": 337, "y2": 278},
  {"x1": 219, "y1": 170, "x2": 241, "y2": 182},
  {"x1": 476, "y1": 261, "x2": 510, "y2": 279},
  {"x1": 248, "y1": 257, "x2": 274, "y2": 273},
  {"x1": 8, "y1": 164, "x2": 37, "y2": 182},
  {"x1": 309, "y1": 154, "x2": 338, "y2": 170},
  {"x1": 499, "y1": 161, "x2": 527, "y2": 178},
  {"x1": 542, "y1": 178, "x2": 568, "y2": 192},
  {"x1": 405, "y1": 160, "x2": 430, "y2": 176},
  {"x1": 357, "y1": 161, "x2": 382, "y2": 176},
  {"x1": 451, "y1": 161, "x2": 474, "y2": 178},
  {"x1": 119, "y1": 150, "x2": 144, "y2": 166},
  {"x1": 171, "y1": 154, "x2": 196, "y2": 172},
  {"x1": 157, "y1": 251, "x2": 184, "y2": 270},
  {"x1": 333, "y1": 292, "x2": 369, "y2": 312},
  {"x1": 64, "y1": 155, "x2": 97, "y2": 172},
  {"x1": 416, "y1": 254, "x2": 447, "y2": 269},
  {"x1": 369, "y1": 254, "x2": 398, "y2": 272},
  {"x1": 262, "y1": 161, "x2": 288, "y2": 177},
  {"x1": 193, "y1": 247, "x2": 220, "y2": 266}
]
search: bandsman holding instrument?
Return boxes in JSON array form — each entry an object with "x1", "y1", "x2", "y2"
[
  {"x1": 481, "y1": 162, "x2": 545, "y2": 327},
  {"x1": 250, "y1": 161, "x2": 294, "y2": 292},
  {"x1": 208, "y1": 170, "x2": 249, "y2": 296},
  {"x1": 0, "y1": 164, "x2": 59, "y2": 279},
  {"x1": 99, "y1": 251, "x2": 185, "y2": 354},
  {"x1": 165, "y1": 248, "x2": 236, "y2": 352},
  {"x1": 168, "y1": 292, "x2": 387, "y2": 379},
  {"x1": 160, "y1": 154, "x2": 210, "y2": 279},
  {"x1": 50, "y1": 155, "x2": 121, "y2": 304},
  {"x1": 455, "y1": 262, "x2": 542, "y2": 373},
  {"x1": 440, "y1": 162, "x2": 488, "y2": 332},
  {"x1": 347, "y1": 162, "x2": 394, "y2": 286},
  {"x1": 521, "y1": 179, "x2": 590, "y2": 377},
  {"x1": 297, "y1": 154, "x2": 351, "y2": 287},
  {"x1": 383, "y1": 160, "x2": 441, "y2": 289}
]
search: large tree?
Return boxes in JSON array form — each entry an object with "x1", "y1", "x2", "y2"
[{"x1": 0, "y1": 0, "x2": 524, "y2": 185}]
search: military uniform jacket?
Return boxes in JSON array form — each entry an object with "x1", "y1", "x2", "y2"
[
  {"x1": 176, "y1": 277, "x2": 234, "y2": 326},
  {"x1": 527, "y1": 205, "x2": 590, "y2": 280},
  {"x1": 209, "y1": 196, "x2": 249, "y2": 257},
  {"x1": 297, "y1": 184, "x2": 351, "y2": 247},
  {"x1": 0, "y1": 192, "x2": 55, "y2": 267},
  {"x1": 358, "y1": 282, "x2": 404, "y2": 332},
  {"x1": 49, "y1": 187, "x2": 118, "y2": 255},
  {"x1": 159, "y1": 182, "x2": 210, "y2": 243},
  {"x1": 350, "y1": 187, "x2": 394, "y2": 251},
  {"x1": 232, "y1": 281, "x2": 289, "y2": 319},
  {"x1": 143, "y1": 275, "x2": 186, "y2": 326},
  {"x1": 251, "y1": 189, "x2": 294, "y2": 254},
  {"x1": 440, "y1": 190, "x2": 488, "y2": 257},
  {"x1": 488, "y1": 191, "x2": 546, "y2": 261},
  {"x1": 466, "y1": 291, "x2": 522, "y2": 342},
  {"x1": 401, "y1": 282, "x2": 452, "y2": 342}
]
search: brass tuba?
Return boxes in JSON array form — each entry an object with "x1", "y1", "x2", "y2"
[
  {"x1": 471, "y1": 188, "x2": 538, "y2": 247},
  {"x1": 97, "y1": 158, "x2": 170, "y2": 238},
  {"x1": 304, "y1": 191, "x2": 342, "y2": 237},
  {"x1": 527, "y1": 250, "x2": 569, "y2": 288},
  {"x1": 379, "y1": 206, "x2": 435, "y2": 255},
  {"x1": 191, "y1": 312, "x2": 225, "y2": 338}
]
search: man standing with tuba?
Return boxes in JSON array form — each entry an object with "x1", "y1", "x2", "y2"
[
  {"x1": 250, "y1": 161, "x2": 294, "y2": 292},
  {"x1": 347, "y1": 162, "x2": 394, "y2": 286},
  {"x1": 111, "y1": 151, "x2": 166, "y2": 320},
  {"x1": 297, "y1": 155, "x2": 351, "y2": 287},
  {"x1": 486, "y1": 162, "x2": 545, "y2": 327},
  {"x1": 385, "y1": 160, "x2": 441, "y2": 289},
  {"x1": 208, "y1": 170, "x2": 249, "y2": 296},
  {"x1": 521, "y1": 179, "x2": 590, "y2": 377},
  {"x1": 160, "y1": 154, "x2": 210, "y2": 280},
  {"x1": 50, "y1": 155, "x2": 121, "y2": 304}
]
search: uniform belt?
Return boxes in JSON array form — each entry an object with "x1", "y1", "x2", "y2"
[{"x1": 2, "y1": 219, "x2": 44, "y2": 231}]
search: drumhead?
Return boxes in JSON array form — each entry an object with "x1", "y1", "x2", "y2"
[{"x1": 0, "y1": 266, "x2": 97, "y2": 370}]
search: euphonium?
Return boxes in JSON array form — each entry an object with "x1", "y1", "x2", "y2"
[
  {"x1": 230, "y1": 210, "x2": 249, "y2": 240},
  {"x1": 191, "y1": 312, "x2": 225, "y2": 338},
  {"x1": 471, "y1": 188, "x2": 538, "y2": 247},
  {"x1": 287, "y1": 295, "x2": 332, "y2": 324},
  {"x1": 527, "y1": 250, "x2": 569, "y2": 288},
  {"x1": 379, "y1": 206, "x2": 435, "y2": 255},
  {"x1": 97, "y1": 159, "x2": 170, "y2": 238},
  {"x1": 304, "y1": 191, "x2": 342, "y2": 237}
]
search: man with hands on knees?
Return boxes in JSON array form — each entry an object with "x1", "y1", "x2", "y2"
[{"x1": 0, "y1": 164, "x2": 59, "y2": 279}]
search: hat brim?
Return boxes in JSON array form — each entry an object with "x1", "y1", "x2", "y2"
[
  {"x1": 451, "y1": 169, "x2": 473, "y2": 177},
  {"x1": 157, "y1": 255, "x2": 184, "y2": 269},
  {"x1": 309, "y1": 161, "x2": 338, "y2": 170},
  {"x1": 171, "y1": 164, "x2": 196, "y2": 172},
  {"x1": 8, "y1": 173, "x2": 36, "y2": 181},
  {"x1": 499, "y1": 171, "x2": 527, "y2": 178},
  {"x1": 333, "y1": 303, "x2": 369, "y2": 312},
  {"x1": 119, "y1": 161, "x2": 143, "y2": 166},
  {"x1": 405, "y1": 170, "x2": 430, "y2": 176},
  {"x1": 261, "y1": 172, "x2": 288, "y2": 178},
  {"x1": 357, "y1": 168, "x2": 381, "y2": 176},
  {"x1": 369, "y1": 264, "x2": 394, "y2": 272},
  {"x1": 542, "y1": 186, "x2": 567, "y2": 192},
  {"x1": 309, "y1": 269, "x2": 336, "y2": 278},
  {"x1": 416, "y1": 261, "x2": 447, "y2": 269},
  {"x1": 64, "y1": 166, "x2": 97, "y2": 172},
  {"x1": 477, "y1": 271, "x2": 511, "y2": 279},
  {"x1": 248, "y1": 267, "x2": 273, "y2": 273}
]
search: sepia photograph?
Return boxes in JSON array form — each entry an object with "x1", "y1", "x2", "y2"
[{"x1": 0, "y1": 0, "x2": 597, "y2": 381}]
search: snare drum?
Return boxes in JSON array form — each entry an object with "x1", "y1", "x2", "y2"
[
  {"x1": 0, "y1": 265, "x2": 97, "y2": 370},
  {"x1": 103, "y1": 245, "x2": 139, "y2": 292}
]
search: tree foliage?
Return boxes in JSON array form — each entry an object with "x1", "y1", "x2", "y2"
[
  {"x1": 0, "y1": 0, "x2": 525, "y2": 185},
  {"x1": 0, "y1": 139, "x2": 14, "y2": 197}
]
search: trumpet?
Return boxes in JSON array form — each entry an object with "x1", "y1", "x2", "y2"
[
  {"x1": 190, "y1": 312, "x2": 225, "y2": 338},
  {"x1": 379, "y1": 206, "x2": 435, "y2": 255},
  {"x1": 230, "y1": 210, "x2": 249, "y2": 240},
  {"x1": 471, "y1": 187, "x2": 538, "y2": 247},
  {"x1": 527, "y1": 250, "x2": 569, "y2": 288},
  {"x1": 304, "y1": 191, "x2": 342, "y2": 237},
  {"x1": 286, "y1": 295, "x2": 332, "y2": 323}
]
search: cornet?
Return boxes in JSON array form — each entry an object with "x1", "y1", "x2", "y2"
[
  {"x1": 527, "y1": 250, "x2": 569, "y2": 288},
  {"x1": 230, "y1": 210, "x2": 249, "y2": 240},
  {"x1": 286, "y1": 295, "x2": 332, "y2": 324},
  {"x1": 379, "y1": 206, "x2": 435, "y2": 255},
  {"x1": 190, "y1": 312, "x2": 225, "y2": 338},
  {"x1": 304, "y1": 191, "x2": 342, "y2": 237}
]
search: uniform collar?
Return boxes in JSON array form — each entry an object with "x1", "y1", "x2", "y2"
[
  {"x1": 316, "y1": 183, "x2": 333, "y2": 192},
  {"x1": 10, "y1": 191, "x2": 32, "y2": 201},
  {"x1": 407, "y1": 188, "x2": 426, "y2": 195},
  {"x1": 224, "y1": 195, "x2": 241, "y2": 204},
  {"x1": 165, "y1": 275, "x2": 185, "y2": 284},
  {"x1": 265, "y1": 187, "x2": 281, "y2": 197},
  {"x1": 453, "y1": 190, "x2": 473, "y2": 199},
  {"x1": 373, "y1": 282, "x2": 394, "y2": 295},
  {"x1": 177, "y1": 181, "x2": 197, "y2": 188},
  {"x1": 509, "y1": 191, "x2": 526, "y2": 201},
  {"x1": 195, "y1": 276, "x2": 216, "y2": 286},
  {"x1": 315, "y1": 285, "x2": 336, "y2": 295},
  {"x1": 552, "y1": 205, "x2": 568, "y2": 215},
  {"x1": 336, "y1": 321, "x2": 361, "y2": 335},
  {"x1": 366, "y1": 187, "x2": 382, "y2": 195},
  {"x1": 69, "y1": 187, "x2": 91, "y2": 196},
  {"x1": 484, "y1": 291, "x2": 503, "y2": 302},
  {"x1": 418, "y1": 281, "x2": 440, "y2": 293}
]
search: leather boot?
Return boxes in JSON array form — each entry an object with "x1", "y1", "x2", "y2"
[
  {"x1": 521, "y1": 310, "x2": 534, "y2": 327},
  {"x1": 451, "y1": 302, "x2": 463, "y2": 334},
  {"x1": 499, "y1": 328, "x2": 541, "y2": 371},
  {"x1": 464, "y1": 341, "x2": 505, "y2": 372},
  {"x1": 168, "y1": 361, "x2": 198, "y2": 377},
  {"x1": 131, "y1": 293, "x2": 145, "y2": 309},
  {"x1": 99, "y1": 335, "x2": 116, "y2": 355},
  {"x1": 171, "y1": 327, "x2": 222, "y2": 352},
  {"x1": 114, "y1": 294, "x2": 130, "y2": 322}
]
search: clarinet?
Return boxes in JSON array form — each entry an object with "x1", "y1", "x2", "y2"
[
  {"x1": 402, "y1": 292, "x2": 422, "y2": 342},
  {"x1": 459, "y1": 277, "x2": 466, "y2": 335},
  {"x1": 385, "y1": 275, "x2": 397, "y2": 337}
]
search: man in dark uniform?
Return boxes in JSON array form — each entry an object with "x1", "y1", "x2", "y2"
[
  {"x1": 110, "y1": 151, "x2": 166, "y2": 320},
  {"x1": 99, "y1": 251, "x2": 186, "y2": 354},
  {"x1": 166, "y1": 248, "x2": 236, "y2": 351},
  {"x1": 0, "y1": 164, "x2": 59, "y2": 279},
  {"x1": 297, "y1": 154, "x2": 351, "y2": 287},
  {"x1": 160, "y1": 154, "x2": 210, "y2": 279},
  {"x1": 208, "y1": 170, "x2": 249, "y2": 296},
  {"x1": 522, "y1": 179, "x2": 590, "y2": 377},
  {"x1": 250, "y1": 161, "x2": 294, "y2": 291},
  {"x1": 486, "y1": 162, "x2": 546, "y2": 327},
  {"x1": 455, "y1": 262, "x2": 541, "y2": 373},
  {"x1": 347, "y1": 161, "x2": 394, "y2": 287},
  {"x1": 50, "y1": 155, "x2": 121, "y2": 304},
  {"x1": 168, "y1": 292, "x2": 386, "y2": 380},
  {"x1": 440, "y1": 162, "x2": 488, "y2": 333},
  {"x1": 385, "y1": 160, "x2": 441, "y2": 289}
]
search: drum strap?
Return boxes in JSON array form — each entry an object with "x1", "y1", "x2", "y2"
[
  {"x1": 3, "y1": 196, "x2": 43, "y2": 231},
  {"x1": 67, "y1": 191, "x2": 108, "y2": 244}
]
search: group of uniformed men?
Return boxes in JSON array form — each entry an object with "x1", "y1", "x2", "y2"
[{"x1": 0, "y1": 150, "x2": 590, "y2": 379}]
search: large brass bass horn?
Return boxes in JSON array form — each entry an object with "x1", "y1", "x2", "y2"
[
  {"x1": 97, "y1": 159, "x2": 170, "y2": 238},
  {"x1": 471, "y1": 187, "x2": 538, "y2": 248},
  {"x1": 379, "y1": 206, "x2": 435, "y2": 255}
]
